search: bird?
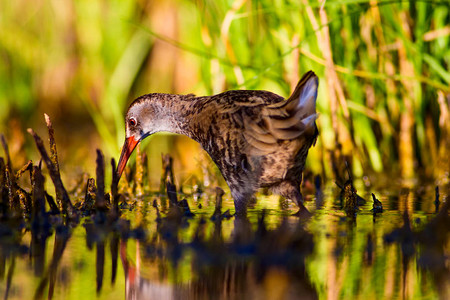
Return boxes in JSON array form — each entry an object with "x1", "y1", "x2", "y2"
[{"x1": 116, "y1": 71, "x2": 319, "y2": 215}]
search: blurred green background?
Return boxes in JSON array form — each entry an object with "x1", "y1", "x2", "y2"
[{"x1": 1, "y1": 0, "x2": 449, "y2": 186}]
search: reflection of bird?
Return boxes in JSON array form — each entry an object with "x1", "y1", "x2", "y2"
[{"x1": 116, "y1": 71, "x2": 319, "y2": 215}]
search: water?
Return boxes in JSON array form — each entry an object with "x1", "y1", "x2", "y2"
[{"x1": 0, "y1": 180, "x2": 448, "y2": 300}]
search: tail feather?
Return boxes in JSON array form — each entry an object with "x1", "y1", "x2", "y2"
[
  {"x1": 243, "y1": 71, "x2": 319, "y2": 155},
  {"x1": 266, "y1": 70, "x2": 318, "y2": 135},
  {"x1": 284, "y1": 70, "x2": 318, "y2": 117}
]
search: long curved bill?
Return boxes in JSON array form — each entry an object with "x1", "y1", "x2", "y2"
[{"x1": 116, "y1": 136, "x2": 139, "y2": 180}]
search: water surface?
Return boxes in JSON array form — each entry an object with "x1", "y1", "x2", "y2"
[{"x1": 0, "y1": 180, "x2": 448, "y2": 299}]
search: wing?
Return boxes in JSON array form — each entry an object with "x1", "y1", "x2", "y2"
[{"x1": 240, "y1": 71, "x2": 319, "y2": 155}]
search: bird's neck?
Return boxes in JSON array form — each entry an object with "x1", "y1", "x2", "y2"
[{"x1": 151, "y1": 94, "x2": 206, "y2": 142}]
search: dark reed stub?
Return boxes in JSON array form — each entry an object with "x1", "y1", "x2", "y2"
[
  {"x1": 1, "y1": 134, "x2": 15, "y2": 213},
  {"x1": 95, "y1": 149, "x2": 106, "y2": 211},
  {"x1": 28, "y1": 125, "x2": 77, "y2": 221},
  {"x1": 178, "y1": 199, "x2": 195, "y2": 217},
  {"x1": 434, "y1": 186, "x2": 440, "y2": 212},
  {"x1": 0, "y1": 157, "x2": 7, "y2": 218},
  {"x1": 371, "y1": 193, "x2": 383, "y2": 213},
  {"x1": 110, "y1": 158, "x2": 120, "y2": 215},
  {"x1": 44, "y1": 113, "x2": 59, "y2": 173},
  {"x1": 160, "y1": 153, "x2": 175, "y2": 195}
]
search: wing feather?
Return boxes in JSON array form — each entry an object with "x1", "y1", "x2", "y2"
[{"x1": 241, "y1": 71, "x2": 319, "y2": 155}]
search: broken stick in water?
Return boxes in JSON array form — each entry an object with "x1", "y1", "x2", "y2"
[
  {"x1": 160, "y1": 154, "x2": 175, "y2": 195},
  {"x1": 1, "y1": 134, "x2": 16, "y2": 213},
  {"x1": 27, "y1": 126, "x2": 77, "y2": 221},
  {"x1": 371, "y1": 193, "x2": 383, "y2": 213},
  {"x1": 31, "y1": 165, "x2": 47, "y2": 224},
  {"x1": 44, "y1": 114, "x2": 59, "y2": 173},
  {"x1": 0, "y1": 157, "x2": 7, "y2": 218},
  {"x1": 111, "y1": 158, "x2": 119, "y2": 215},
  {"x1": 95, "y1": 149, "x2": 107, "y2": 211}
]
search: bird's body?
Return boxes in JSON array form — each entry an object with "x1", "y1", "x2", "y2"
[{"x1": 117, "y1": 71, "x2": 319, "y2": 215}]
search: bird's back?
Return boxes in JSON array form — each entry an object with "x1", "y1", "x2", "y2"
[{"x1": 188, "y1": 71, "x2": 318, "y2": 192}]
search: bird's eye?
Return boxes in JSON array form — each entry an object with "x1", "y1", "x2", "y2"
[{"x1": 128, "y1": 117, "x2": 137, "y2": 127}]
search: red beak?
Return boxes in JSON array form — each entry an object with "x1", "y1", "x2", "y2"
[{"x1": 116, "y1": 136, "x2": 139, "y2": 180}]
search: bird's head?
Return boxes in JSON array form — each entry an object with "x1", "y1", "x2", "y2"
[
  {"x1": 115, "y1": 93, "x2": 191, "y2": 180},
  {"x1": 116, "y1": 96, "x2": 158, "y2": 179}
]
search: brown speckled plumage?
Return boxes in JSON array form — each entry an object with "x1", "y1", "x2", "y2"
[{"x1": 117, "y1": 71, "x2": 319, "y2": 215}]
